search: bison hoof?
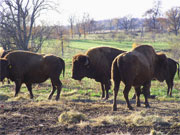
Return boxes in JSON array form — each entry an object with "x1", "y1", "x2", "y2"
[
  {"x1": 102, "y1": 97, "x2": 109, "y2": 100},
  {"x1": 145, "y1": 104, "x2": 150, "y2": 108},
  {"x1": 128, "y1": 106, "x2": 134, "y2": 110},
  {"x1": 132, "y1": 95, "x2": 136, "y2": 99},
  {"x1": 55, "y1": 97, "x2": 60, "y2": 101},
  {"x1": 101, "y1": 96, "x2": 105, "y2": 99},
  {"x1": 148, "y1": 95, "x2": 156, "y2": 99},
  {"x1": 136, "y1": 103, "x2": 141, "y2": 107},
  {"x1": 113, "y1": 107, "x2": 117, "y2": 111}
]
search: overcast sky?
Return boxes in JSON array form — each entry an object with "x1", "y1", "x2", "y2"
[{"x1": 39, "y1": 0, "x2": 180, "y2": 25}]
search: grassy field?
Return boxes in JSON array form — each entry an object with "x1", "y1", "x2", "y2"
[
  {"x1": 1, "y1": 37, "x2": 179, "y2": 102},
  {"x1": 69, "y1": 39, "x2": 171, "y2": 51},
  {"x1": 1, "y1": 36, "x2": 180, "y2": 135}
]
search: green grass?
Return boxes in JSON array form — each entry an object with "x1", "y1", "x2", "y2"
[{"x1": 69, "y1": 39, "x2": 170, "y2": 51}]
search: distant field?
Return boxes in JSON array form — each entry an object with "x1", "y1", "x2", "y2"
[{"x1": 69, "y1": 39, "x2": 171, "y2": 51}]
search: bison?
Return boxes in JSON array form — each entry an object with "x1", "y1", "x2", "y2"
[
  {"x1": 132, "y1": 57, "x2": 180, "y2": 99},
  {"x1": 111, "y1": 45, "x2": 168, "y2": 111},
  {"x1": 166, "y1": 58, "x2": 179, "y2": 96},
  {"x1": 0, "y1": 50, "x2": 65, "y2": 100},
  {"x1": 0, "y1": 50, "x2": 12, "y2": 84},
  {"x1": 72, "y1": 46, "x2": 125, "y2": 99}
]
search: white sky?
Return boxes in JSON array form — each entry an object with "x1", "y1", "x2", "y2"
[{"x1": 39, "y1": 0, "x2": 180, "y2": 25}]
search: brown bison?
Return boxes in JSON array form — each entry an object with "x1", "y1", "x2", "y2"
[
  {"x1": 132, "y1": 57, "x2": 180, "y2": 99},
  {"x1": 111, "y1": 45, "x2": 168, "y2": 110},
  {"x1": 0, "y1": 50, "x2": 65, "y2": 100},
  {"x1": 72, "y1": 46, "x2": 125, "y2": 99},
  {"x1": 166, "y1": 58, "x2": 179, "y2": 96},
  {"x1": 0, "y1": 50, "x2": 12, "y2": 84}
]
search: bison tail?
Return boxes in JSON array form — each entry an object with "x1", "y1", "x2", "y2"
[
  {"x1": 111, "y1": 58, "x2": 121, "y2": 82},
  {"x1": 176, "y1": 61, "x2": 180, "y2": 78},
  {"x1": 59, "y1": 58, "x2": 65, "y2": 77},
  {"x1": 62, "y1": 59, "x2": 65, "y2": 77}
]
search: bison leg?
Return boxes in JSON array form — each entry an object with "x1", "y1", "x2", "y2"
[
  {"x1": 100, "y1": 83, "x2": 105, "y2": 99},
  {"x1": 25, "y1": 83, "x2": 33, "y2": 99},
  {"x1": 112, "y1": 80, "x2": 120, "y2": 111},
  {"x1": 142, "y1": 82, "x2": 151, "y2": 108},
  {"x1": 123, "y1": 85, "x2": 133, "y2": 110},
  {"x1": 166, "y1": 80, "x2": 173, "y2": 97},
  {"x1": 104, "y1": 80, "x2": 111, "y2": 100},
  {"x1": 49, "y1": 77, "x2": 62, "y2": 101},
  {"x1": 14, "y1": 80, "x2": 22, "y2": 97},
  {"x1": 55, "y1": 80, "x2": 62, "y2": 101},
  {"x1": 134, "y1": 87, "x2": 141, "y2": 107},
  {"x1": 48, "y1": 81, "x2": 57, "y2": 100},
  {"x1": 169, "y1": 82, "x2": 173, "y2": 97}
]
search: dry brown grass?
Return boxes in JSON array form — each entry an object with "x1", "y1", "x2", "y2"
[{"x1": 58, "y1": 110, "x2": 86, "y2": 124}]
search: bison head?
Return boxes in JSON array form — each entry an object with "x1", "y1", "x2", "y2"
[
  {"x1": 0, "y1": 59, "x2": 9, "y2": 81},
  {"x1": 72, "y1": 54, "x2": 90, "y2": 81},
  {"x1": 154, "y1": 53, "x2": 168, "y2": 82}
]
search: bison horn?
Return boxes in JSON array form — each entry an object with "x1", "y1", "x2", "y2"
[{"x1": 84, "y1": 57, "x2": 89, "y2": 66}]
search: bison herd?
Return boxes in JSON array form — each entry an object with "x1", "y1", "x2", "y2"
[{"x1": 0, "y1": 45, "x2": 179, "y2": 111}]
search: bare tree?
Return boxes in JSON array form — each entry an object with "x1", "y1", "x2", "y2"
[
  {"x1": 81, "y1": 12, "x2": 90, "y2": 39},
  {"x1": 0, "y1": 0, "x2": 56, "y2": 51},
  {"x1": 166, "y1": 7, "x2": 180, "y2": 36},
  {"x1": 75, "y1": 18, "x2": 82, "y2": 39},
  {"x1": 144, "y1": 0, "x2": 162, "y2": 32},
  {"x1": 54, "y1": 25, "x2": 68, "y2": 56},
  {"x1": 108, "y1": 19, "x2": 113, "y2": 32},
  {"x1": 120, "y1": 15, "x2": 137, "y2": 33},
  {"x1": 112, "y1": 18, "x2": 120, "y2": 32},
  {"x1": 68, "y1": 14, "x2": 75, "y2": 39},
  {"x1": 88, "y1": 19, "x2": 96, "y2": 34},
  {"x1": 157, "y1": 17, "x2": 169, "y2": 33}
]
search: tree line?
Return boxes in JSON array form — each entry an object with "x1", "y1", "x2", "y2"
[{"x1": 0, "y1": 0, "x2": 180, "y2": 52}]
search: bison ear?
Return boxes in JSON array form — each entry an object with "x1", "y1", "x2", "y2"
[
  {"x1": 84, "y1": 56, "x2": 89, "y2": 66},
  {"x1": 78, "y1": 55, "x2": 89, "y2": 66}
]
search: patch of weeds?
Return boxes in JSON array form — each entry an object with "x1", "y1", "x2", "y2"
[
  {"x1": 150, "y1": 129, "x2": 164, "y2": 135},
  {"x1": 61, "y1": 89, "x2": 78, "y2": 97},
  {"x1": 90, "y1": 92, "x2": 101, "y2": 97},
  {"x1": 7, "y1": 93, "x2": 30, "y2": 101},
  {"x1": 125, "y1": 111, "x2": 169, "y2": 127},
  {"x1": 58, "y1": 110, "x2": 86, "y2": 124},
  {"x1": 35, "y1": 94, "x2": 49, "y2": 101},
  {"x1": 0, "y1": 94, "x2": 9, "y2": 101},
  {"x1": 76, "y1": 121, "x2": 91, "y2": 128},
  {"x1": 171, "y1": 122, "x2": 180, "y2": 128},
  {"x1": 90, "y1": 115, "x2": 114, "y2": 127},
  {"x1": 156, "y1": 96, "x2": 180, "y2": 102}
]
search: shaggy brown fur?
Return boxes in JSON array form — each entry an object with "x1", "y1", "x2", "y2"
[
  {"x1": 72, "y1": 46, "x2": 125, "y2": 99},
  {"x1": 0, "y1": 50, "x2": 65, "y2": 100},
  {"x1": 111, "y1": 45, "x2": 168, "y2": 111},
  {"x1": 0, "y1": 50, "x2": 12, "y2": 84},
  {"x1": 164, "y1": 58, "x2": 179, "y2": 96},
  {"x1": 132, "y1": 57, "x2": 180, "y2": 98}
]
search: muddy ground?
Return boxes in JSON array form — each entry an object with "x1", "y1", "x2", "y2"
[{"x1": 0, "y1": 97, "x2": 180, "y2": 135}]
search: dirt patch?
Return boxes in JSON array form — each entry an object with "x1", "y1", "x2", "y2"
[{"x1": 0, "y1": 99, "x2": 180, "y2": 135}]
